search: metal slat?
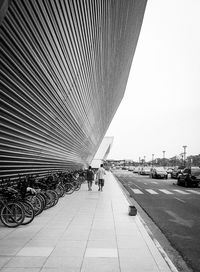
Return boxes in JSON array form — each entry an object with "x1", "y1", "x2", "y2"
[{"x1": 0, "y1": 0, "x2": 147, "y2": 179}]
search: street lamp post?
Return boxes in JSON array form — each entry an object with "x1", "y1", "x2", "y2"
[
  {"x1": 162, "y1": 151, "x2": 166, "y2": 167},
  {"x1": 152, "y1": 154, "x2": 154, "y2": 167},
  {"x1": 144, "y1": 156, "x2": 146, "y2": 166},
  {"x1": 180, "y1": 153, "x2": 184, "y2": 166},
  {"x1": 183, "y1": 145, "x2": 187, "y2": 166}
]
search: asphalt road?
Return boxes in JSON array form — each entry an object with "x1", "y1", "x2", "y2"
[{"x1": 113, "y1": 170, "x2": 200, "y2": 272}]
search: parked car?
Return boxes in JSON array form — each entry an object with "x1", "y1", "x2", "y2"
[
  {"x1": 128, "y1": 166, "x2": 135, "y2": 171},
  {"x1": 140, "y1": 167, "x2": 152, "y2": 175},
  {"x1": 133, "y1": 166, "x2": 141, "y2": 173},
  {"x1": 171, "y1": 166, "x2": 185, "y2": 179},
  {"x1": 150, "y1": 167, "x2": 168, "y2": 179},
  {"x1": 177, "y1": 167, "x2": 200, "y2": 187},
  {"x1": 166, "y1": 167, "x2": 174, "y2": 174},
  {"x1": 138, "y1": 167, "x2": 145, "y2": 175}
]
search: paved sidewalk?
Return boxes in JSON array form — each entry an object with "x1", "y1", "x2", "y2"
[{"x1": 0, "y1": 172, "x2": 175, "y2": 272}]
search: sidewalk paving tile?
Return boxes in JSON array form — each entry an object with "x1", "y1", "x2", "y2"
[
  {"x1": 0, "y1": 269, "x2": 40, "y2": 272},
  {"x1": 0, "y1": 258, "x2": 11, "y2": 269},
  {"x1": 16, "y1": 247, "x2": 54, "y2": 257},
  {"x1": 43, "y1": 256, "x2": 83, "y2": 269},
  {"x1": 0, "y1": 171, "x2": 173, "y2": 272},
  {"x1": 51, "y1": 246, "x2": 85, "y2": 257},
  {"x1": 4, "y1": 256, "x2": 47, "y2": 268},
  {"x1": 85, "y1": 248, "x2": 118, "y2": 257},
  {"x1": 81, "y1": 257, "x2": 120, "y2": 272}
]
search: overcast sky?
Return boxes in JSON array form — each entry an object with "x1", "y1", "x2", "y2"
[{"x1": 106, "y1": 0, "x2": 200, "y2": 162}]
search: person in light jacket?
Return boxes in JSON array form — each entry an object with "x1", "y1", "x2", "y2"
[{"x1": 96, "y1": 164, "x2": 106, "y2": 191}]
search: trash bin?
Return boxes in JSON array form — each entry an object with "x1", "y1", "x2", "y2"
[{"x1": 128, "y1": 205, "x2": 137, "y2": 216}]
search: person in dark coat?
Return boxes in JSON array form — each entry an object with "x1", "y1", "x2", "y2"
[{"x1": 86, "y1": 166, "x2": 94, "y2": 191}]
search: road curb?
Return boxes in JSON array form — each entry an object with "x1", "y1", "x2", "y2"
[{"x1": 111, "y1": 171, "x2": 180, "y2": 272}]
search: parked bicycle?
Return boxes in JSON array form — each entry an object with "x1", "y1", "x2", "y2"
[
  {"x1": 0, "y1": 169, "x2": 86, "y2": 228},
  {"x1": 0, "y1": 187, "x2": 25, "y2": 227}
]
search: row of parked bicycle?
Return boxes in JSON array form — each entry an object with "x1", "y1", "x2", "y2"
[{"x1": 0, "y1": 170, "x2": 86, "y2": 228}]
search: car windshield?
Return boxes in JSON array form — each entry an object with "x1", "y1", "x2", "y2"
[
  {"x1": 174, "y1": 166, "x2": 184, "y2": 170},
  {"x1": 156, "y1": 167, "x2": 165, "y2": 171},
  {"x1": 183, "y1": 168, "x2": 190, "y2": 174},
  {"x1": 156, "y1": 167, "x2": 166, "y2": 172},
  {"x1": 191, "y1": 168, "x2": 200, "y2": 176}
]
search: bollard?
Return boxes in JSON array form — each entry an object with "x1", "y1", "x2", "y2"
[{"x1": 128, "y1": 205, "x2": 137, "y2": 216}]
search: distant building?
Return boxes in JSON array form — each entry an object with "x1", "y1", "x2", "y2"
[{"x1": 91, "y1": 137, "x2": 114, "y2": 169}]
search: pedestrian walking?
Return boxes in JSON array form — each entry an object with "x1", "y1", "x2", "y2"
[
  {"x1": 86, "y1": 166, "x2": 94, "y2": 191},
  {"x1": 96, "y1": 164, "x2": 106, "y2": 191}
]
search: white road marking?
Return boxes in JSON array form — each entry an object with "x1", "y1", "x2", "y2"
[
  {"x1": 129, "y1": 186, "x2": 200, "y2": 196},
  {"x1": 131, "y1": 189, "x2": 143, "y2": 194},
  {"x1": 173, "y1": 190, "x2": 190, "y2": 194},
  {"x1": 146, "y1": 189, "x2": 158, "y2": 195},
  {"x1": 132, "y1": 183, "x2": 142, "y2": 189},
  {"x1": 174, "y1": 197, "x2": 185, "y2": 203},
  {"x1": 186, "y1": 190, "x2": 200, "y2": 195},
  {"x1": 151, "y1": 181, "x2": 158, "y2": 184},
  {"x1": 159, "y1": 189, "x2": 173, "y2": 194}
]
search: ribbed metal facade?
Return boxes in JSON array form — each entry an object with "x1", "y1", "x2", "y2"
[{"x1": 0, "y1": 0, "x2": 147, "y2": 179}]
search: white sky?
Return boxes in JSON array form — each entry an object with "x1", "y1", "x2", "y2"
[{"x1": 106, "y1": 0, "x2": 200, "y2": 162}]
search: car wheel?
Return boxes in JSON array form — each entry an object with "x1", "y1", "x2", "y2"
[{"x1": 177, "y1": 178, "x2": 181, "y2": 186}]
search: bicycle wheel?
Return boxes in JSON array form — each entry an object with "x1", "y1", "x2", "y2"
[
  {"x1": 35, "y1": 194, "x2": 45, "y2": 214},
  {"x1": 25, "y1": 195, "x2": 42, "y2": 216},
  {"x1": 0, "y1": 202, "x2": 25, "y2": 227},
  {"x1": 64, "y1": 183, "x2": 75, "y2": 195},
  {"x1": 46, "y1": 190, "x2": 59, "y2": 207},
  {"x1": 50, "y1": 190, "x2": 59, "y2": 206},
  {"x1": 59, "y1": 185, "x2": 65, "y2": 197},
  {"x1": 21, "y1": 201, "x2": 35, "y2": 225},
  {"x1": 56, "y1": 185, "x2": 65, "y2": 197},
  {"x1": 39, "y1": 192, "x2": 47, "y2": 209},
  {"x1": 43, "y1": 191, "x2": 55, "y2": 209},
  {"x1": 74, "y1": 182, "x2": 81, "y2": 191}
]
